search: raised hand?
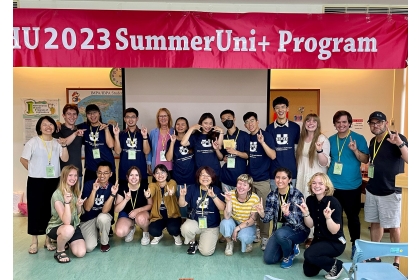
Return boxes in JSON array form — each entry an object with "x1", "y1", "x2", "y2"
[
  {"x1": 124, "y1": 190, "x2": 132, "y2": 201},
  {"x1": 64, "y1": 191, "x2": 73, "y2": 204},
  {"x1": 315, "y1": 140, "x2": 324, "y2": 152},
  {"x1": 323, "y1": 201, "x2": 335, "y2": 219},
  {"x1": 257, "y1": 130, "x2": 264, "y2": 143},
  {"x1": 144, "y1": 188, "x2": 151, "y2": 199},
  {"x1": 77, "y1": 194, "x2": 87, "y2": 207},
  {"x1": 387, "y1": 128, "x2": 403, "y2": 146},
  {"x1": 348, "y1": 136, "x2": 357, "y2": 151},
  {"x1": 191, "y1": 124, "x2": 201, "y2": 132},
  {"x1": 212, "y1": 125, "x2": 224, "y2": 134},
  {"x1": 168, "y1": 186, "x2": 175, "y2": 196},
  {"x1": 220, "y1": 187, "x2": 232, "y2": 202},
  {"x1": 76, "y1": 129, "x2": 86, "y2": 137},
  {"x1": 252, "y1": 198, "x2": 264, "y2": 216},
  {"x1": 57, "y1": 137, "x2": 67, "y2": 146},
  {"x1": 179, "y1": 184, "x2": 187, "y2": 196},
  {"x1": 111, "y1": 180, "x2": 119, "y2": 196},
  {"x1": 140, "y1": 125, "x2": 148, "y2": 138},
  {"x1": 170, "y1": 130, "x2": 177, "y2": 142},
  {"x1": 98, "y1": 122, "x2": 109, "y2": 131},
  {"x1": 280, "y1": 196, "x2": 290, "y2": 216},
  {"x1": 212, "y1": 140, "x2": 220, "y2": 150},
  {"x1": 93, "y1": 178, "x2": 100, "y2": 191},
  {"x1": 207, "y1": 186, "x2": 215, "y2": 198},
  {"x1": 295, "y1": 197, "x2": 309, "y2": 216},
  {"x1": 113, "y1": 123, "x2": 120, "y2": 134}
]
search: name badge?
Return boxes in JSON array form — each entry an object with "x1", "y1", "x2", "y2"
[
  {"x1": 92, "y1": 148, "x2": 101, "y2": 159},
  {"x1": 333, "y1": 162, "x2": 343, "y2": 175},
  {"x1": 227, "y1": 156, "x2": 236, "y2": 168},
  {"x1": 198, "y1": 216, "x2": 208, "y2": 228},
  {"x1": 368, "y1": 164, "x2": 375, "y2": 178},
  {"x1": 46, "y1": 165, "x2": 55, "y2": 178},
  {"x1": 128, "y1": 149, "x2": 136, "y2": 160},
  {"x1": 160, "y1": 150, "x2": 167, "y2": 161}
]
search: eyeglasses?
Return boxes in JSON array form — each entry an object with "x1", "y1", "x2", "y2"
[
  {"x1": 200, "y1": 174, "x2": 211, "y2": 178},
  {"x1": 158, "y1": 115, "x2": 168, "y2": 119},
  {"x1": 368, "y1": 120, "x2": 384, "y2": 127},
  {"x1": 96, "y1": 171, "x2": 110, "y2": 176},
  {"x1": 154, "y1": 171, "x2": 167, "y2": 176}
]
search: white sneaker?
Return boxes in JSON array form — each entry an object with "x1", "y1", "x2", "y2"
[
  {"x1": 141, "y1": 232, "x2": 150, "y2": 245},
  {"x1": 245, "y1": 243, "x2": 253, "y2": 253},
  {"x1": 253, "y1": 228, "x2": 261, "y2": 243},
  {"x1": 125, "y1": 226, "x2": 136, "y2": 242},
  {"x1": 225, "y1": 241, "x2": 234, "y2": 256},
  {"x1": 150, "y1": 234, "x2": 164, "y2": 245},
  {"x1": 174, "y1": 235, "x2": 183, "y2": 246},
  {"x1": 261, "y1": 237, "x2": 268, "y2": 251}
]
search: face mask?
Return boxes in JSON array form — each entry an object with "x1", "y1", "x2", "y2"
[{"x1": 222, "y1": 119, "x2": 234, "y2": 129}]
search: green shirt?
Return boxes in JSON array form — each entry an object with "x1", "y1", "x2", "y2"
[{"x1": 46, "y1": 189, "x2": 80, "y2": 234}]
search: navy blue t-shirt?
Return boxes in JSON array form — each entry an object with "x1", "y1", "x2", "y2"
[
  {"x1": 78, "y1": 122, "x2": 116, "y2": 172},
  {"x1": 189, "y1": 133, "x2": 221, "y2": 176},
  {"x1": 248, "y1": 129, "x2": 275, "y2": 182},
  {"x1": 265, "y1": 121, "x2": 300, "y2": 179},
  {"x1": 118, "y1": 129, "x2": 150, "y2": 180},
  {"x1": 219, "y1": 128, "x2": 249, "y2": 186},
  {"x1": 166, "y1": 139, "x2": 196, "y2": 185},
  {"x1": 185, "y1": 184, "x2": 225, "y2": 228},
  {"x1": 80, "y1": 179, "x2": 113, "y2": 222}
]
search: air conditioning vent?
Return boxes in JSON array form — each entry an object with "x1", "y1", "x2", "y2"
[
  {"x1": 13, "y1": 0, "x2": 19, "y2": 8},
  {"x1": 324, "y1": 6, "x2": 407, "y2": 15}
]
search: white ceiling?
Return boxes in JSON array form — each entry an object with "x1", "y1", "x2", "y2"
[{"x1": 73, "y1": 0, "x2": 408, "y2": 4}]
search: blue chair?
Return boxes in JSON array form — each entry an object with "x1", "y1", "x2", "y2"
[{"x1": 342, "y1": 239, "x2": 408, "y2": 280}]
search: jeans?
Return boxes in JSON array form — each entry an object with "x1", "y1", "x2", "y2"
[
  {"x1": 263, "y1": 224, "x2": 309, "y2": 264},
  {"x1": 220, "y1": 218, "x2": 256, "y2": 252}
]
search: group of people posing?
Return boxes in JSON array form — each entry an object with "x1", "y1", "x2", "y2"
[{"x1": 20, "y1": 96, "x2": 408, "y2": 280}]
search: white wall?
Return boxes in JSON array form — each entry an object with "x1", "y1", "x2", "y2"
[{"x1": 125, "y1": 68, "x2": 268, "y2": 131}]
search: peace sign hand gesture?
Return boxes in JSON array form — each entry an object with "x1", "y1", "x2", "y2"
[
  {"x1": 280, "y1": 196, "x2": 290, "y2": 216},
  {"x1": 348, "y1": 136, "x2": 358, "y2": 151},
  {"x1": 113, "y1": 123, "x2": 120, "y2": 135},
  {"x1": 111, "y1": 180, "x2": 119, "y2": 196},
  {"x1": 93, "y1": 178, "x2": 100, "y2": 192},
  {"x1": 295, "y1": 197, "x2": 309, "y2": 216},
  {"x1": 323, "y1": 201, "x2": 335, "y2": 219},
  {"x1": 77, "y1": 194, "x2": 87, "y2": 207},
  {"x1": 256, "y1": 130, "x2": 265, "y2": 144}
]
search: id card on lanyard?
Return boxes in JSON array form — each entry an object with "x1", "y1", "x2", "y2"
[
  {"x1": 40, "y1": 136, "x2": 55, "y2": 178},
  {"x1": 333, "y1": 131, "x2": 350, "y2": 175},
  {"x1": 91, "y1": 126, "x2": 101, "y2": 159},
  {"x1": 368, "y1": 131, "x2": 388, "y2": 179},
  {"x1": 226, "y1": 130, "x2": 239, "y2": 169},
  {"x1": 127, "y1": 131, "x2": 137, "y2": 160},
  {"x1": 198, "y1": 189, "x2": 208, "y2": 228}
]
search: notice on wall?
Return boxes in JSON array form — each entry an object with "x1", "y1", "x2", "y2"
[
  {"x1": 22, "y1": 98, "x2": 60, "y2": 142},
  {"x1": 353, "y1": 118, "x2": 364, "y2": 130}
]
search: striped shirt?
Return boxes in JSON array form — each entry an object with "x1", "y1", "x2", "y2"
[{"x1": 231, "y1": 191, "x2": 259, "y2": 223}]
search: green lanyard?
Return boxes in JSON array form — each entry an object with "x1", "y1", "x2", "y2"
[
  {"x1": 129, "y1": 186, "x2": 139, "y2": 210},
  {"x1": 371, "y1": 131, "x2": 388, "y2": 164},
  {"x1": 336, "y1": 131, "x2": 350, "y2": 162}
]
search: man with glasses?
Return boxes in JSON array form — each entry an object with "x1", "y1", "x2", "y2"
[
  {"x1": 364, "y1": 111, "x2": 408, "y2": 269},
  {"x1": 327, "y1": 110, "x2": 369, "y2": 259},
  {"x1": 243, "y1": 112, "x2": 276, "y2": 250},
  {"x1": 80, "y1": 161, "x2": 118, "y2": 252},
  {"x1": 113, "y1": 107, "x2": 151, "y2": 189}
]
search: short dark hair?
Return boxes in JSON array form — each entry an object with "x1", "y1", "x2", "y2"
[
  {"x1": 273, "y1": 167, "x2": 292, "y2": 181},
  {"x1": 97, "y1": 161, "x2": 112, "y2": 171},
  {"x1": 62, "y1": 104, "x2": 79, "y2": 115},
  {"x1": 174, "y1": 117, "x2": 189, "y2": 136},
  {"x1": 124, "y1": 107, "x2": 138, "y2": 118},
  {"x1": 272, "y1": 96, "x2": 289, "y2": 108},
  {"x1": 86, "y1": 104, "x2": 103, "y2": 125},
  {"x1": 333, "y1": 110, "x2": 353, "y2": 126},
  {"x1": 152, "y1": 164, "x2": 171, "y2": 182},
  {"x1": 35, "y1": 116, "x2": 57, "y2": 135},
  {"x1": 243, "y1": 111, "x2": 258, "y2": 122},
  {"x1": 220, "y1": 109, "x2": 235, "y2": 119},
  {"x1": 195, "y1": 166, "x2": 217, "y2": 185}
]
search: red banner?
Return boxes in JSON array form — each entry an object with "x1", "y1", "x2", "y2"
[{"x1": 13, "y1": 9, "x2": 408, "y2": 69}]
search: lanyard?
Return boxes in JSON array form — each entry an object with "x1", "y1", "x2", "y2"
[
  {"x1": 226, "y1": 129, "x2": 240, "y2": 142},
  {"x1": 278, "y1": 186, "x2": 289, "y2": 217},
  {"x1": 199, "y1": 188, "x2": 208, "y2": 217},
  {"x1": 161, "y1": 132, "x2": 169, "y2": 150},
  {"x1": 371, "y1": 131, "x2": 388, "y2": 164},
  {"x1": 90, "y1": 125, "x2": 100, "y2": 147},
  {"x1": 336, "y1": 130, "x2": 351, "y2": 162},
  {"x1": 39, "y1": 135, "x2": 53, "y2": 165},
  {"x1": 129, "y1": 185, "x2": 139, "y2": 210},
  {"x1": 127, "y1": 130, "x2": 136, "y2": 147}
]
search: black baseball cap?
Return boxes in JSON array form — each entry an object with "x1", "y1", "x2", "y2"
[{"x1": 367, "y1": 111, "x2": 387, "y2": 123}]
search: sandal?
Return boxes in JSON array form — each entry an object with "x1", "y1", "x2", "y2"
[
  {"x1": 364, "y1": 257, "x2": 382, "y2": 262},
  {"x1": 28, "y1": 243, "x2": 38, "y2": 254},
  {"x1": 54, "y1": 251, "x2": 71, "y2": 263},
  {"x1": 304, "y1": 238, "x2": 313, "y2": 249},
  {"x1": 393, "y1": 263, "x2": 400, "y2": 270},
  {"x1": 44, "y1": 242, "x2": 57, "y2": 251}
]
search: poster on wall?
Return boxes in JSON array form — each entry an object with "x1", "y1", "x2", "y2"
[
  {"x1": 22, "y1": 98, "x2": 60, "y2": 142},
  {"x1": 66, "y1": 88, "x2": 123, "y2": 127},
  {"x1": 353, "y1": 118, "x2": 364, "y2": 130}
]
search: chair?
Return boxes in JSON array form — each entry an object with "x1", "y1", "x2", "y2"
[{"x1": 342, "y1": 239, "x2": 408, "y2": 280}]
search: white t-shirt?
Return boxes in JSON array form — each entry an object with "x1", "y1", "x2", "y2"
[{"x1": 21, "y1": 136, "x2": 63, "y2": 178}]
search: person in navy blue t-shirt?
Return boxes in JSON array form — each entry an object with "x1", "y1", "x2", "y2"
[
  {"x1": 265, "y1": 97, "x2": 300, "y2": 190},
  {"x1": 216, "y1": 109, "x2": 249, "y2": 191},
  {"x1": 181, "y1": 113, "x2": 224, "y2": 186}
]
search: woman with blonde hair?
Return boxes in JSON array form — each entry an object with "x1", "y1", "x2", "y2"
[
  {"x1": 296, "y1": 172, "x2": 346, "y2": 280},
  {"x1": 147, "y1": 108, "x2": 174, "y2": 176},
  {"x1": 295, "y1": 113, "x2": 330, "y2": 248},
  {"x1": 46, "y1": 165, "x2": 86, "y2": 263}
]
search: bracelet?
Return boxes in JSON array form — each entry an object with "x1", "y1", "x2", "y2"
[
  {"x1": 143, "y1": 138, "x2": 148, "y2": 140},
  {"x1": 211, "y1": 195, "x2": 217, "y2": 199},
  {"x1": 237, "y1": 225, "x2": 242, "y2": 230},
  {"x1": 303, "y1": 212, "x2": 310, "y2": 217},
  {"x1": 64, "y1": 201, "x2": 70, "y2": 204},
  {"x1": 61, "y1": 144, "x2": 67, "y2": 148},
  {"x1": 316, "y1": 149, "x2": 323, "y2": 153},
  {"x1": 110, "y1": 193, "x2": 116, "y2": 198},
  {"x1": 398, "y1": 142, "x2": 406, "y2": 148}
]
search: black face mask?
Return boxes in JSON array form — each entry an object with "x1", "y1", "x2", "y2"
[{"x1": 222, "y1": 119, "x2": 234, "y2": 129}]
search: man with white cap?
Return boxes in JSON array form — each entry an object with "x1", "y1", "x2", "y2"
[{"x1": 364, "y1": 111, "x2": 408, "y2": 270}]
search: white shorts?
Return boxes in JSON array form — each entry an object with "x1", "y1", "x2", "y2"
[{"x1": 364, "y1": 190, "x2": 401, "y2": 228}]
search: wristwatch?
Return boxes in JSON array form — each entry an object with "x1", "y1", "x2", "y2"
[{"x1": 398, "y1": 142, "x2": 406, "y2": 148}]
